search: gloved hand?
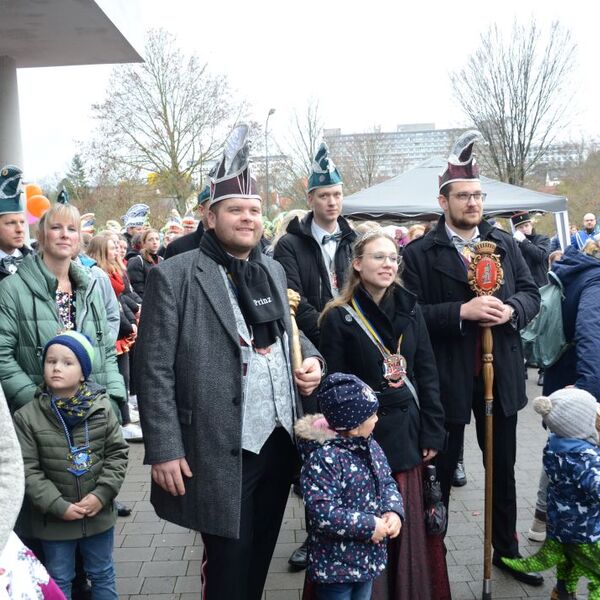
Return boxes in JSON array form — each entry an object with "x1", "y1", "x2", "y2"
[{"x1": 513, "y1": 230, "x2": 526, "y2": 242}]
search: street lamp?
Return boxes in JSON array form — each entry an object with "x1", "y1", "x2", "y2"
[{"x1": 265, "y1": 108, "x2": 276, "y2": 216}]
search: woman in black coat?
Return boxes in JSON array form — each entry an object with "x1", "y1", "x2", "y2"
[
  {"x1": 319, "y1": 231, "x2": 448, "y2": 600},
  {"x1": 126, "y1": 228, "x2": 163, "y2": 300}
]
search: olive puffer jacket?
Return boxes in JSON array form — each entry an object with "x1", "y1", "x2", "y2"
[
  {"x1": 13, "y1": 383, "x2": 129, "y2": 541},
  {"x1": 0, "y1": 254, "x2": 126, "y2": 414}
]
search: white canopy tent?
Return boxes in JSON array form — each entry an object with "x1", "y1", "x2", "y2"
[{"x1": 343, "y1": 157, "x2": 570, "y2": 248}]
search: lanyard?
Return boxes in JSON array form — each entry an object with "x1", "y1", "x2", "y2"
[{"x1": 350, "y1": 297, "x2": 403, "y2": 358}]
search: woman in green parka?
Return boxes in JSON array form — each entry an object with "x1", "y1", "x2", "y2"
[{"x1": 0, "y1": 203, "x2": 126, "y2": 415}]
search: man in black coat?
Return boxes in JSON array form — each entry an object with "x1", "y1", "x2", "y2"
[
  {"x1": 402, "y1": 132, "x2": 543, "y2": 586},
  {"x1": 511, "y1": 211, "x2": 551, "y2": 287},
  {"x1": 274, "y1": 142, "x2": 356, "y2": 347},
  {"x1": 164, "y1": 186, "x2": 210, "y2": 259}
]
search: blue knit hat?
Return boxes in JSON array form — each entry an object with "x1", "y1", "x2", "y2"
[
  {"x1": 0, "y1": 165, "x2": 24, "y2": 215},
  {"x1": 317, "y1": 373, "x2": 379, "y2": 431},
  {"x1": 43, "y1": 331, "x2": 95, "y2": 380}
]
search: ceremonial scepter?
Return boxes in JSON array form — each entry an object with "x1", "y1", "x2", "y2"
[
  {"x1": 467, "y1": 241, "x2": 504, "y2": 600},
  {"x1": 287, "y1": 289, "x2": 303, "y2": 370}
]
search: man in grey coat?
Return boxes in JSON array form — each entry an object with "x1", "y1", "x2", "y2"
[{"x1": 135, "y1": 125, "x2": 322, "y2": 600}]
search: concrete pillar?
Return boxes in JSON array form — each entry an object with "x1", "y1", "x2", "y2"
[{"x1": 0, "y1": 55, "x2": 24, "y2": 167}]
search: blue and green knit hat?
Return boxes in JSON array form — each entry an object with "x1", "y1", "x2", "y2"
[
  {"x1": 307, "y1": 143, "x2": 343, "y2": 193},
  {"x1": 43, "y1": 331, "x2": 95, "y2": 380},
  {"x1": 197, "y1": 185, "x2": 211, "y2": 206}
]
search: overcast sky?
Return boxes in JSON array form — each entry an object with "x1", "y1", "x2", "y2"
[{"x1": 16, "y1": 0, "x2": 600, "y2": 182}]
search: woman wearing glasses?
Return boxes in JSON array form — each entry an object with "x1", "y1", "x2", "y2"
[{"x1": 318, "y1": 231, "x2": 449, "y2": 600}]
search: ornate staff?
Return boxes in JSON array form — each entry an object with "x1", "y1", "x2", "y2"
[
  {"x1": 467, "y1": 241, "x2": 504, "y2": 600},
  {"x1": 287, "y1": 289, "x2": 303, "y2": 371}
]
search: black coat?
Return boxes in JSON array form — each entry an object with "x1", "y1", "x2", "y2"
[
  {"x1": 516, "y1": 232, "x2": 551, "y2": 287},
  {"x1": 116, "y1": 272, "x2": 141, "y2": 338},
  {"x1": 126, "y1": 254, "x2": 162, "y2": 300},
  {"x1": 273, "y1": 213, "x2": 356, "y2": 345},
  {"x1": 0, "y1": 245, "x2": 33, "y2": 281},
  {"x1": 164, "y1": 225, "x2": 205, "y2": 259},
  {"x1": 402, "y1": 216, "x2": 540, "y2": 424},
  {"x1": 319, "y1": 285, "x2": 446, "y2": 472}
]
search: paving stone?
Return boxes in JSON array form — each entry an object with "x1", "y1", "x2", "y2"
[
  {"x1": 115, "y1": 561, "x2": 142, "y2": 578},
  {"x1": 139, "y1": 561, "x2": 189, "y2": 578},
  {"x1": 152, "y1": 533, "x2": 197, "y2": 547},
  {"x1": 173, "y1": 576, "x2": 202, "y2": 593},
  {"x1": 265, "y1": 591, "x2": 300, "y2": 600},
  {"x1": 116, "y1": 577, "x2": 143, "y2": 595},
  {"x1": 113, "y1": 546, "x2": 155, "y2": 562},
  {"x1": 141, "y1": 577, "x2": 178, "y2": 594},
  {"x1": 153, "y1": 546, "x2": 185, "y2": 561},
  {"x1": 121, "y1": 534, "x2": 154, "y2": 547},
  {"x1": 122, "y1": 521, "x2": 165, "y2": 535}
]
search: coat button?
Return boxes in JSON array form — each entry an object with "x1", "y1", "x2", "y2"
[
  {"x1": 344, "y1": 314, "x2": 353, "y2": 323},
  {"x1": 232, "y1": 397, "x2": 240, "y2": 406},
  {"x1": 231, "y1": 448, "x2": 240, "y2": 456}
]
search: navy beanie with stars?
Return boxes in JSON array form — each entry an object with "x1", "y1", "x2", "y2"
[{"x1": 317, "y1": 373, "x2": 379, "y2": 431}]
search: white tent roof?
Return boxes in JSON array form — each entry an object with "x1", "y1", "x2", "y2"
[{"x1": 343, "y1": 157, "x2": 567, "y2": 221}]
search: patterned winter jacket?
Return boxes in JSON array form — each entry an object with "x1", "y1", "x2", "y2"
[
  {"x1": 545, "y1": 433, "x2": 600, "y2": 544},
  {"x1": 295, "y1": 414, "x2": 404, "y2": 584}
]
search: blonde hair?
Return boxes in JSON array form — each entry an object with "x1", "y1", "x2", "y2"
[
  {"x1": 582, "y1": 239, "x2": 600, "y2": 259},
  {"x1": 37, "y1": 203, "x2": 81, "y2": 255},
  {"x1": 269, "y1": 209, "x2": 308, "y2": 249},
  {"x1": 407, "y1": 224, "x2": 426, "y2": 241},
  {"x1": 319, "y1": 231, "x2": 400, "y2": 325},
  {"x1": 87, "y1": 234, "x2": 122, "y2": 274},
  {"x1": 353, "y1": 221, "x2": 381, "y2": 236},
  {"x1": 548, "y1": 250, "x2": 563, "y2": 268}
]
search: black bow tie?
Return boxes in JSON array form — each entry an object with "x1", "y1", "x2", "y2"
[
  {"x1": 322, "y1": 232, "x2": 342, "y2": 245},
  {"x1": 0, "y1": 254, "x2": 22, "y2": 274}
]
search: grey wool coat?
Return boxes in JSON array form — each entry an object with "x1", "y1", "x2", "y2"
[{"x1": 135, "y1": 249, "x2": 321, "y2": 539}]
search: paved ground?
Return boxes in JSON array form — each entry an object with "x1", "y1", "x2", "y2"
[{"x1": 114, "y1": 369, "x2": 590, "y2": 599}]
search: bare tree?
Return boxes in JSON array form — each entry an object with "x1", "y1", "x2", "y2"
[
  {"x1": 90, "y1": 29, "x2": 245, "y2": 214},
  {"x1": 451, "y1": 20, "x2": 576, "y2": 186},
  {"x1": 328, "y1": 128, "x2": 393, "y2": 194},
  {"x1": 276, "y1": 99, "x2": 324, "y2": 205}
]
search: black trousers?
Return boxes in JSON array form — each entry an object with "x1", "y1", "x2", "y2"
[
  {"x1": 200, "y1": 428, "x2": 299, "y2": 600},
  {"x1": 435, "y1": 377, "x2": 519, "y2": 557}
]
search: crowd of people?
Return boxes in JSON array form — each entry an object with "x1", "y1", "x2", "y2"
[{"x1": 1, "y1": 125, "x2": 600, "y2": 600}]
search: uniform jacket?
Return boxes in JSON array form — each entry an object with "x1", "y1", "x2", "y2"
[
  {"x1": 273, "y1": 212, "x2": 356, "y2": 345},
  {"x1": 0, "y1": 246, "x2": 33, "y2": 282},
  {"x1": 544, "y1": 434, "x2": 600, "y2": 544},
  {"x1": 319, "y1": 285, "x2": 446, "y2": 472},
  {"x1": 402, "y1": 216, "x2": 540, "y2": 424},
  {"x1": 12, "y1": 383, "x2": 129, "y2": 541},
  {"x1": 295, "y1": 414, "x2": 404, "y2": 584},
  {"x1": 517, "y1": 232, "x2": 551, "y2": 287},
  {"x1": 126, "y1": 253, "x2": 163, "y2": 300},
  {"x1": 544, "y1": 246, "x2": 600, "y2": 399},
  {"x1": 0, "y1": 254, "x2": 126, "y2": 413},
  {"x1": 134, "y1": 249, "x2": 321, "y2": 538}
]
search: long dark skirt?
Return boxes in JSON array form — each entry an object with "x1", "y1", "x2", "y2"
[
  {"x1": 371, "y1": 464, "x2": 451, "y2": 600},
  {"x1": 302, "y1": 465, "x2": 451, "y2": 600}
]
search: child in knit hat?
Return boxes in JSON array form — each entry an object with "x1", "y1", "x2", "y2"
[
  {"x1": 502, "y1": 388, "x2": 600, "y2": 600},
  {"x1": 13, "y1": 331, "x2": 129, "y2": 600},
  {"x1": 294, "y1": 373, "x2": 404, "y2": 600}
]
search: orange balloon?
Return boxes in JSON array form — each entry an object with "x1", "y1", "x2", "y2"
[
  {"x1": 25, "y1": 183, "x2": 43, "y2": 200},
  {"x1": 28, "y1": 194, "x2": 51, "y2": 218}
]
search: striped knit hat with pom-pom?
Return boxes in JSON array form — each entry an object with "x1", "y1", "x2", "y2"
[{"x1": 533, "y1": 388, "x2": 599, "y2": 444}]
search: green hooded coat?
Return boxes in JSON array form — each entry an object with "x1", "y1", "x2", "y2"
[{"x1": 0, "y1": 254, "x2": 126, "y2": 414}]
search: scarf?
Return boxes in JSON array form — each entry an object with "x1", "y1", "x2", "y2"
[
  {"x1": 200, "y1": 229, "x2": 285, "y2": 348},
  {"x1": 51, "y1": 383, "x2": 96, "y2": 429}
]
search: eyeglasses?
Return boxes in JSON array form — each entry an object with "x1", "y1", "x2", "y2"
[
  {"x1": 450, "y1": 192, "x2": 487, "y2": 203},
  {"x1": 359, "y1": 252, "x2": 400, "y2": 265}
]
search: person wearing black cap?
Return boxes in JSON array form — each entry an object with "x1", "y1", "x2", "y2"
[
  {"x1": 511, "y1": 211, "x2": 551, "y2": 288},
  {"x1": 402, "y1": 131, "x2": 543, "y2": 587},
  {"x1": 135, "y1": 124, "x2": 322, "y2": 600},
  {"x1": 274, "y1": 142, "x2": 356, "y2": 347},
  {"x1": 164, "y1": 186, "x2": 210, "y2": 258}
]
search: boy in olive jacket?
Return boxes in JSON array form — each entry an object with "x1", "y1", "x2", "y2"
[{"x1": 13, "y1": 331, "x2": 128, "y2": 600}]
